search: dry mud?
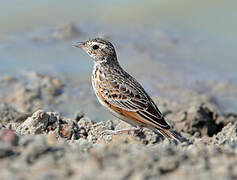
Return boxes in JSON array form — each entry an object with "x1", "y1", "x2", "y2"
[{"x1": 0, "y1": 73, "x2": 236, "y2": 180}]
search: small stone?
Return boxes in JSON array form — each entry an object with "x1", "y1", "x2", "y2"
[
  {"x1": 0, "y1": 142, "x2": 14, "y2": 158},
  {"x1": 0, "y1": 129, "x2": 19, "y2": 146},
  {"x1": 58, "y1": 123, "x2": 73, "y2": 139},
  {"x1": 16, "y1": 110, "x2": 59, "y2": 135},
  {"x1": 173, "y1": 102, "x2": 224, "y2": 137},
  {"x1": 74, "y1": 111, "x2": 84, "y2": 122},
  {"x1": 0, "y1": 103, "x2": 28, "y2": 127}
]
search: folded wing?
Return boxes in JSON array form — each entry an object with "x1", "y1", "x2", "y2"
[{"x1": 97, "y1": 70, "x2": 170, "y2": 129}]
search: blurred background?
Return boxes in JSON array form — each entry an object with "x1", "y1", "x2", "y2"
[{"x1": 0, "y1": 0, "x2": 236, "y2": 120}]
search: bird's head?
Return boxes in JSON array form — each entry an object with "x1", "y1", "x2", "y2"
[{"x1": 73, "y1": 38, "x2": 117, "y2": 64}]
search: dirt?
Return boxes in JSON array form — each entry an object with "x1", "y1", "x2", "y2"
[{"x1": 0, "y1": 73, "x2": 236, "y2": 180}]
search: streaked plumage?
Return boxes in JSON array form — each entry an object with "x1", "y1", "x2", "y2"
[{"x1": 74, "y1": 38, "x2": 180, "y2": 141}]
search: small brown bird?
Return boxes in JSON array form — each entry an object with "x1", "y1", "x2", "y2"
[{"x1": 74, "y1": 38, "x2": 181, "y2": 141}]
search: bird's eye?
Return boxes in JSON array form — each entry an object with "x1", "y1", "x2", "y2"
[{"x1": 92, "y1": 45, "x2": 99, "y2": 50}]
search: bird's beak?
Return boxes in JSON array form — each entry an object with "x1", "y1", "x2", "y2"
[{"x1": 72, "y1": 42, "x2": 85, "y2": 48}]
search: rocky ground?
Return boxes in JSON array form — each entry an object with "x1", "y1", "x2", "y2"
[{"x1": 0, "y1": 73, "x2": 236, "y2": 180}]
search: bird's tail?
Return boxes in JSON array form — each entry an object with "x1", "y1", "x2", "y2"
[{"x1": 157, "y1": 128, "x2": 189, "y2": 143}]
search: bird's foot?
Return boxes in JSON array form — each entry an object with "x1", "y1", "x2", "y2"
[{"x1": 101, "y1": 127, "x2": 142, "y2": 136}]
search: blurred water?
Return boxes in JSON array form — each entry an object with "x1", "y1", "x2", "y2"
[
  {"x1": 0, "y1": 0, "x2": 237, "y2": 116},
  {"x1": 0, "y1": 0, "x2": 236, "y2": 80}
]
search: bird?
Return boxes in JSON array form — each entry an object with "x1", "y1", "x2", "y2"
[{"x1": 73, "y1": 38, "x2": 181, "y2": 141}]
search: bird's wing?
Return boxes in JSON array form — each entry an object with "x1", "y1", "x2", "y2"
[{"x1": 97, "y1": 69, "x2": 170, "y2": 129}]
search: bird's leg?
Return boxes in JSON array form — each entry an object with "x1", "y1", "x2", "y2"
[{"x1": 101, "y1": 127, "x2": 141, "y2": 135}]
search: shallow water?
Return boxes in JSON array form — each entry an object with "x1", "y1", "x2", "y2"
[
  {"x1": 1, "y1": 0, "x2": 236, "y2": 80},
  {"x1": 0, "y1": 0, "x2": 237, "y2": 117}
]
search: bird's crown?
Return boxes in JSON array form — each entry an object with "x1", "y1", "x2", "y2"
[{"x1": 74, "y1": 38, "x2": 117, "y2": 64}]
